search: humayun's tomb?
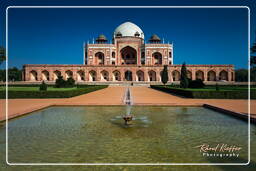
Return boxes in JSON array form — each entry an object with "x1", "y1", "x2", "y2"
[{"x1": 23, "y1": 22, "x2": 234, "y2": 83}]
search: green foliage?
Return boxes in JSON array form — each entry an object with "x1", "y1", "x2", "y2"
[
  {"x1": 215, "y1": 83, "x2": 219, "y2": 91},
  {"x1": 0, "y1": 67, "x2": 22, "y2": 82},
  {"x1": 66, "y1": 77, "x2": 75, "y2": 87},
  {"x1": 39, "y1": 81, "x2": 47, "y2": 91},
  {"x1": 180, "y1": 62, "x2": 189, "y2": 88},
  {"x1": 161, "y1": 65, "x2": 168, "y2": 85},
  {"x1": 251, "y1": 67, "x2": 256, "y2": 82},
  {"x1": 251, "y1": 41, "x2": 256, "y2": 66},
  {"x1": 150, "y1": 85, "x2": 255, "y2": 99},
  {"x1": 0, "y1": 46, "x2": 6, "y2": 65},
  {"x1": 188, "y1": 79, "x2": 205, "y2": 88},
  {"x1": 235, "y1": 69, "x2": 248, "y2": 82},
  {"x1": 55, "y1": 76, "x2": 75, "y2": 88},
  {"x1": 0, "y1": 85, "x2": 108, "y2": 99}
]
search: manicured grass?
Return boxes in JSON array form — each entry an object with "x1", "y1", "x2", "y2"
[
  {"x1": 151, "y1": 85, "x2": 256, "y2": 99},
  {"x1": 0, "y1": 85, "x2": 108, "y2": 99},
  {"x1": 0, "y1": 87, "x2": 78, "y2": 91}
]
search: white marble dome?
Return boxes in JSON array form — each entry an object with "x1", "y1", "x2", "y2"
[{"x1": 114, "y1": 22, "x2": 144, "y2": 39}]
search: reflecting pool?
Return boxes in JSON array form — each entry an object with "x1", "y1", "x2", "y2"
[{"x1": 0, "y1": 106, "x2": 255, "y2": 167}]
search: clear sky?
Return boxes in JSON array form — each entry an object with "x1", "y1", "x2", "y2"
[{"x1": 0, "y1": 0, "x2": 255, "y2": 70}]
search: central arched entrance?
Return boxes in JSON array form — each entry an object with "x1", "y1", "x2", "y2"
[
  {"x1": 120, "y1": 46, "x2": 137, "y2": 65},
  {"x1": 125, "y1": 71, "x2": 132, "y2": 81}
]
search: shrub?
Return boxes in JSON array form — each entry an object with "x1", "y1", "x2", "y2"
[
  {"x1": 66, "y1": 77, "x2": 75, "y2": 87},
  {"x1": 55, "y1": 76, "x2": 66, "y2": 88},
  {"x1": 180, "y1": 62, "x2": 189, "y2": 88},
  {"x1": 150, "y1": 85, "x2": 255, "y2": 99},
  {"x1": 39, "y1": 81, "x2": 47, "y2": 91},
  {"x1": 0, "y1": 85, "x2": 108, "y2": 99},
  {"x1": 215, "y1": 83, "x2": 219, "y2": 91},
  {"x1": 188, "y1": 79, "x2": 205, "y2": 88},
  {"x1": 161, "y1": 65, "x2": 168, "y2": 85}
]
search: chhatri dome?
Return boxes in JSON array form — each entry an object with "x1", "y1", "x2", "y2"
[{"x1": 113, "y1": 22, "x2": 144, "y2": 39}]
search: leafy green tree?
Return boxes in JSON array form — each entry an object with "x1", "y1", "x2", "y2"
[
  {"x1": 55, "y1": 76, "x2": 66, "y2": 88},
  {"x1": 0, "y1": 46, "x2": 6, "y2": 65},
  {"x1": 161, "y1": 65, "x2": 168, "y2": 85},
  {"x1": 180, "y1": 62, "x2": 189, "y2": 88},
  {"x1": 39, "y1": 81, "x2": 47, "y2": 91},
  {"x1": 0, "y1": 67, "x2": 22, "y2": 82},
  {"x1": 66, "y1": 77, "x2": 75, "y2": 87},
  {"x1": 251, "y1": 41, "x2": 256, "y2": 66},
  {"x1": 235, "y1": 69, "x2": 248, "y2": 82}
]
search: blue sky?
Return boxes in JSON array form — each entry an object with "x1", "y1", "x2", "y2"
[{"x1": 0, "y1": 0, "x2": 255, "y2": 69}]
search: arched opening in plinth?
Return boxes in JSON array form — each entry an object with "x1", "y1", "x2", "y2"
[
  {"x1": 77, "y1": 70, "x2": 85, "y2": 81},
  {"x1": 148, "y1": 70, "x2": 156, "y2": 81},
  {"x1": 207, "y1": 70, "x2": 216, "y2": 81},
  {"x1": 187, "y1": 70, "x2": 192, "y2": 80},
  {"x1": 120, "y1": 46, "x2": 137, "y2": 65},
  {"x1": 113, "y1": 70, "x2": 121, "y2": 81},
  {"x1": 125, "y1": 70, "x2": 132, "y2": 81},
  {"x1": 53, "y1": 70, "x2": 61, "y2": 81},
  {"x1": 219, "y1": 70, "x2": 228, "y2": 81},
  {"x1": 30, "y1": 70, "x2": 38, "y2": 81},
  {"x1": 89, "y1": 70, "x2": 97, "y2": 81},
  {"x1": 65, "y1": 70, "x2": 73, "y2": 80},
  {"x1": 152, "y1": 52, "x2": 162, "y2": 65},
  {"x1": 42, "y1": 70, "x2": 49, "y2": 81},
  {"x1": 196, "y1": 70, "x2": 204, "y2": 81},
  {"x1": 101, "y1": 70, "x2": 109, "y2": 81},
  {"x1": 95, "y1": 52, "x2": 104, "y2": 65},
  {"x1": 172, "y1": 70, "x2": 180, "y2": 81},
  {"x1": 136, "y1": 70, "x2": 144, "y2": 81}
]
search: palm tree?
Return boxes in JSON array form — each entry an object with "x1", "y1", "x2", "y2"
[{"x1": 0, "y1": 46, "x2": 6, "y2": 65}]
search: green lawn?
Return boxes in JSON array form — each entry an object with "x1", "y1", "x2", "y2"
[
  {"x1": 0, "y1": 87, "x2": 78, "y2": 91},
  {"x1": 0, "y1": 85, "x2": 108, "y2": 99}
]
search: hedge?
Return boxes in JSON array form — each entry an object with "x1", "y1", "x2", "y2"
[
  {"x1": 150, "y1": 85, "x2": 256, "y2": 99},
  {"x1": 0, "y1": 85, "x2": 108, "y2": 99}
]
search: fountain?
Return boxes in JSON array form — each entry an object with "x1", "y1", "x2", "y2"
[{"x1": 123, "y1": 87, "x2": 133, "y2": 125}]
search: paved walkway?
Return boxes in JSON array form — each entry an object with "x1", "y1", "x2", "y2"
[
  {"x1": 0, "y1": 86, "x2": 125, "y2": 121},
  {"x1": 131, "y1": 87, "x2": 256, "y2": 117},
  {"x1": 0, "y1": 86, "x2": 255, "y2": 121}
]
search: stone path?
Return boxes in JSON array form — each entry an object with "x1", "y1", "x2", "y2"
[
  {"x1": 0, "y1": 86, "x2": 255, "y2": 121},
  {"x1": 0, "y1": 86, "x2": 124, "y2": 121},
  {"x1": 131, "y1": 86, "x2": 256, "y2": 117}
]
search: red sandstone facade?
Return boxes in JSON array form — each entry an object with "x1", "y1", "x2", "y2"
[{"x1": 23, "y1": 22, "x2": 234, "y2": 83}]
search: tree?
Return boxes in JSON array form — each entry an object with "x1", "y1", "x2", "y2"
[
  {"x1": 180, "y1": 62, "x2": 189, "y2": 88},
  {"x1": 161, "y1": 65, "x2": 168, "y2": 85},
  {"x1": 66, "y1": 77, "x2": 75, "y2": 87},
  {"x1": 235, "y1": 69, "x2": 248, "y2": 82},
  {"x1": 0, "y1": 46, "x2": 6, "y2": 65},
  {"x1": 55, "y1": 76, "x2": 66, "y2": 88},
  {"x1": 39, "y1": 81, "x2": 47, "y2": 91},
  {"x1": 251, "y1": 41, "x2": 256, "y2": 66}
]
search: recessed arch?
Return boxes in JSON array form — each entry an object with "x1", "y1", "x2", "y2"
[
  {"x1": 101, "y1": 70, "x2": 109, "y2": 81},
  {"x1": 148, "y1": 70, "x2": 156, "y2": 81},
  {"x1": 187, "y1": 70, "x2": 192, "y2": 80},
  {"x1": 112, "y1": 70, "x2": 121, "y2": 81},
  {"x1": 30, "y1": 70, "x2": 38, "y2": 81},
  {"x1": 136, "y1": 70, "x2": 144, "y2": 81},
  {"x1": 207, "y1": 70, "x2": 216, "y2": 81},
  {"x1": 65, "y1": 70, "x2": 73, "y2": 80},
  {"x1": 124, "y1": 70, "x2": 133, "y2": 81},
  {"x1": 95, "y1": 52, "x2": 105, "y2": 65},
  {"x1": 120, "y1": 46, "x2": 137, "y2": 65},
  {"x1": 172, "y1": 70, "x2": 180, "y2": 81},
  {"x1": 77, "y1": 70, "x2": 85, "y2": 81},
  {"x1": 152, "y1": 52, "x2": 162, "y2": 65},
  {"x1": 196, "y1": 70, "x2": 204, "y2": 81},
  {"x1": 89, "y1": 70, "x2": 97, "y2": 82},
  {"x1": 42, "y1": 70, "x2": 49, "y2": 81},
  {"x1": 219, "y1": 70, "x2": 228, "y2": 81}
]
